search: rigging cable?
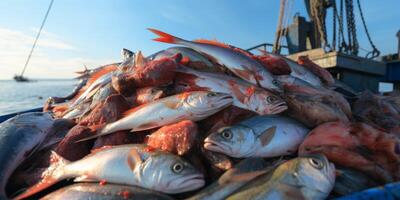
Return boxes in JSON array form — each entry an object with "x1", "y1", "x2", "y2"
[
  {"x1": 20, "y1": 0, "x2": 55, "y2": 76},
  {"x1": 356, "y1": 0, "x2": 380, "y2": 59}
]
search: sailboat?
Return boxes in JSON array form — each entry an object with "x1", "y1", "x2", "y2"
[{"x1": 14, "y1": 0, "x2": 54, "y2": 82}]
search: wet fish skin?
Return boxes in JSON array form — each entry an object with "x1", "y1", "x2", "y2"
[
  {"x1": 188, "y1": 158, "x2": 270, "y2": 200},
  {"x1": 0, "y1": 112, "x2": 55, "y2": 199},
  {"x1": 204, "y1": 115, "x2": 309, "y2": 158},
  {"x1": 14, "y1": 144, "x2": 205, "y2": 199},
  {"x1": 148, "y1": 28, "x2": 281, "y2": 91},
  {"x1": 175, "y1": 67, "x2": 287, "y2": 115},
  {"x1": 148, "y1": 46, "x2": 223, "y2": 71},
  {"x1": 98, "y1": 91, "x2": 233, "y2": 137},
  {"x1": 227, "y1": 154, "x2": 336, "y2": 200},
  {"x1": 41, "y1": 183, "x2": 173, "y2": 200},
  {"x1": 258, "y1": 51, "x2": 323, "y2": 87}
]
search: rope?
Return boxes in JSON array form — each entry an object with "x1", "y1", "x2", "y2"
[
  {"x1": 20, "y1": 0, "x2": 55, "y2": 76},
  {"x1": 356, "y1": 0, "x2": 380, "y2": 59}
]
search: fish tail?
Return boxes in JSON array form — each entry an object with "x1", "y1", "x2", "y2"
[
  {"x1": 148, "y1": 28, "x2": 185, "y2": 44},
  {"x1": 13, "y1": 151, "x2": 69, "y2": 200}
]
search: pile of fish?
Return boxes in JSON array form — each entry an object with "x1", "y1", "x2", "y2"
[{"x1": 1, "y1": 28, "x2": 400, "y2": 200}]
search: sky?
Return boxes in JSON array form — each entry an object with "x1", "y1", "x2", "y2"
[{"x1": 0, "y1": 0, "x2": 398, "y2": 80}]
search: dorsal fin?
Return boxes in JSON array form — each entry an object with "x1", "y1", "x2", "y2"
[{"x1": 194, "y1": 39, "x2": 231, "y2": 49}]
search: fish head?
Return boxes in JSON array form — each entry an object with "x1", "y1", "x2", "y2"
[
  {"x1": 248, "y1": 89, "x2": 287, "y2": 115},
  {"x1": 204, "y1": 125, "x2": 258, "y2": 157},
  {"x1": 140, "y1": 152, "x2": 205, "y2": 194},
  {"x1": 183, "y1": 91, "x2": 233, "y2": 117},
  {"x1": 290, "y1": 154, "x2": 336, "y2": 199}
]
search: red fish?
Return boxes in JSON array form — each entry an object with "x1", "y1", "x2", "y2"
[{"x1": 299, "y1": 121, "x2": 400, "y2": 183}]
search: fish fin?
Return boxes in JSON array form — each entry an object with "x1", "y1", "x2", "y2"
[
  {"x1": 148, "y1": 28, "x2": 183, "y2": 44},
  {"x1": 219, "y1": 169, "x2": 269, "y2": 185},
  {"x1": 135, "y1": 51, "x2": 147, "y2": 67},
  {"x1": 127, "y1": 148, "x2": 143, "y2": 171},
  {"x1": 13, "y1": 151, "x2": 69, "y2": 200},
  {"x1": 74, "y1": 175, "x2": 98, "y2": 182},
  {"x1": 193, "y1": 39, "x2": 231, "y2": 49},
  {"x1": 258, "y1": 126, "x2": 276, "y2": 146}
]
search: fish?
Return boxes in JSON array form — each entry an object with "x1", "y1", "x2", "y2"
[
  {"x1": 146, "y1": 120, "x2": 198, "y2": 155},
  {"x1": 297, "y1": 55, "x2": 335, "y2": 86},
  {"x1": 299, "y1": 121, "x2": 400, "y2": 183},
  {"x1": 353, "y1": 91, "x2": 400, "y2": 136},
  {"x1": 204, "y1": 115, "x2": 309, "y2": 158},
  {"x1": 69, "y1": 71, "x2": 114, "y2": 109},
  {"x1": 0, "y1": 113, "x2": 58, "y2": 199},
  {"x1": 274, "y1": 74, "x2": 315, "y2": 88},
  {"x1": 133, "y1": 86, "x2": 165, "y2": 105},
  {"x1": 175, "y1": 67, "x2": 287, "y2": 115},
  {"x1": 282, "y1": 84, "x2": 350, "y2": 127},
  {"x1": 227, "y1": 154, "x2": 336, "y2": 200},
  {"x1": 148, "y1": 46, "x2": 227, "y2": 73},
  {"x1": 81, "y1": 91, "x2": 233, "y2": 141},
  {"x1": 257, "y1": 50, "x2": 324, "y2": 87},
  {"x1": 14, "y1": 144, "x2": 205, "y2": 199},
  {"x1": 41, "y1": 183, "x2": 174, "y2": 200},
  {"x1": 148, "y1": 28, "x2": 281, "y2": 91},
  {"x1": 188, "y1": 158, "x2": 272, "y2": 200},
  {"x1": 333, "y1": 166, "x2": 379, "y2": 196}
]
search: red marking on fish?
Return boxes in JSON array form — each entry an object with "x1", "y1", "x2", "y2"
[
  {"x1": 177, "y1": 92, "x2": 191, "y2": 100},
  {"x1": 99, "y1": 179, "x2": 107, "y2": 186},
  {"x1": 246, "y1": 86, "x2": 256, "y2": 96},
  {"x1": 228, "y1": 80, "x2": 247, "y2": 103},
  {"x1": 144, "y1": 146, "x2": 157, "y2": 153},
  {"x1": 180, "y1": 56, "x2": 190, "y2": 65},
  {"x1": 119, "y1": 190, "x2": 131, "y2": 199},
  {"x1": 90, "y1": 145, "x2": 113, "y2": 154}
]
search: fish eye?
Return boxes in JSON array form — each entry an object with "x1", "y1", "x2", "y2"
[
  {"x1": 266, "y1": 96, "x2": 277, "y2": 103},
  {"x1": 309, "y1": 158, "x2": 324, "y2": 169},
  {"x1": 272, "y1": 79, "x2": 279, "y2": 86},
  {"x1": 172, "y1": 162, "x2": 184, "y2": 173},
  {"x1": 221, "y1": 130, "x2": 232, "y2": 140},
  {"x1": 207, "y1": 92, "x2": 217, "y2": 97}
]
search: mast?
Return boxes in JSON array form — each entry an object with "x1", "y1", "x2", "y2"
[{"x1": 19, "y1": 0, "x2": 54, "y2": 78}]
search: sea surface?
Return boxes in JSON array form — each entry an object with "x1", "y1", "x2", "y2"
[{"x1": 0, "y1": 80, "x2": 77, "y2": 115}]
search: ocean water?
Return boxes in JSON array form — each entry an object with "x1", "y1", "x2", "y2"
[{"x1": 0, "y1": 80, "x2": 77, "y2": 115}]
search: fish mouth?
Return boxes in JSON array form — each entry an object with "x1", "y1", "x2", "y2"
[
  {"x1": 203, "y1": 138, "x2": 231, "y2": 154},
  {"x1": 268, "y1": 102, "x2": 288, "y2": 114},
  {"x1": 167, "y1": 174, "x2": 205, "y2": 193}
]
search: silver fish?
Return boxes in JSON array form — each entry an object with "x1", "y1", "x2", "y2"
[
  {"x1": 14, "y1": 144, "x2": 204, "y2": 199},
  {"x1": 227, "y1": 155, "x2": 336, "y2": 200},
  {"x1": 148, "y1": 28, "x2": 281, "y2": 91},
  {"x1": 41, "y1": 183, "x2": 173, "y2": 200},
  {"x1": 175, "y1": 67, "x2": 287, "y2": 115},
  {"x1": 0, "y1": 113, "x2": 55, "y2": 199},
  {"x1": 204, "y1": 115, "x2": 309, "y2": 158},
  {"x1": 188, "y1": 158, "x2": 272, "y2": 200},
  {"x1": 94, "y1": 91, "x2": 233, "y2": 138}
]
